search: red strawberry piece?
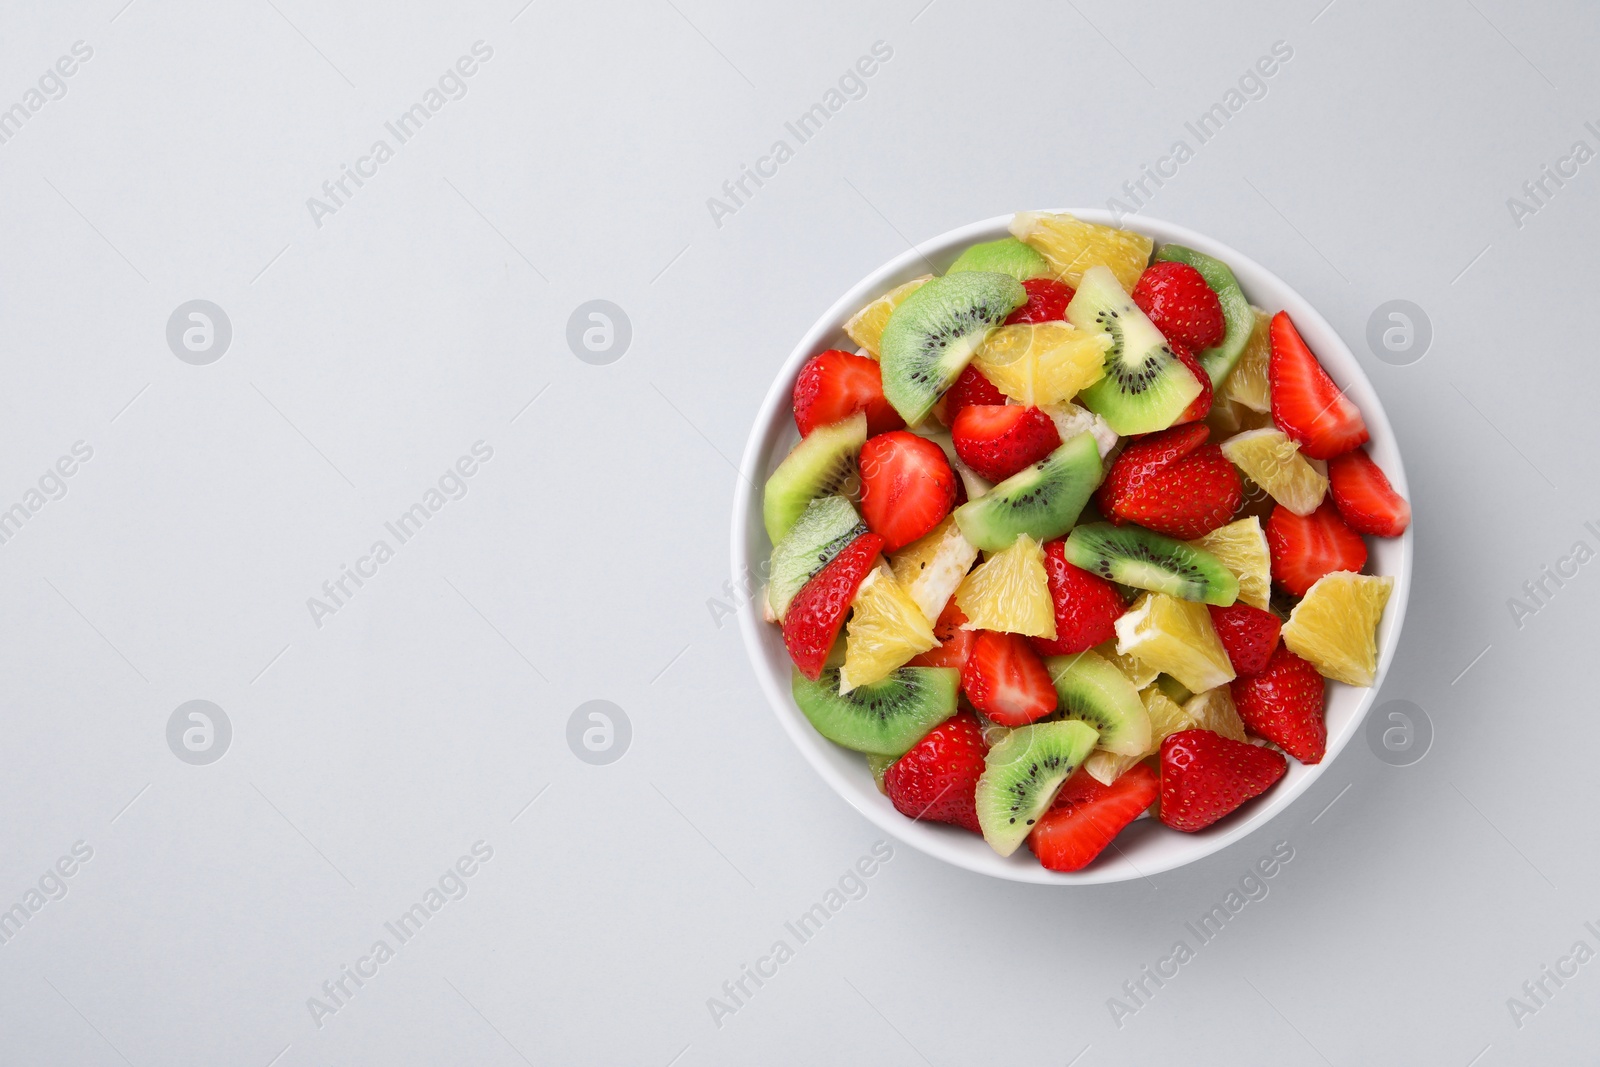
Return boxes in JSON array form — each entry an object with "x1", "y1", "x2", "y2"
[
  {"x1": 907, "y1": 600, "x2": 976, "y2": 670},
  {"x1": 1168, "y1": 341, "x2": 1213, "y2": 424},
  {"x1": 1095, "y1": 423, "x2": 1242, "y2": 540},
  {"x1": 1206, "y1": 602, "x2": 1282, "y2": 677},
  {"x1": 960, "y1": 630, "x2": 1059, "y2": 727},
  {"x1": 884, "y1": 710, "x2": 988, "y2": 833},
  {"x1": 1158, "y1": 729, "x2": 1288, "y2": 832},
  {"x1": 781, "y1": 532, "x2": 885, "y2": 679},
  {"x1": 1231, "y1": 645, "x2": 1327, "y2": 764},
  {"x1": 940, "y1": 364, "x2": 1008, "y2": 426},
  {"x1": 951, "y1": 405, "x2": 1062, "y2": 483},
  {"x1": 1004, "y1": 277, "x2": 1075, "y2": 325},
  {"x1": 1027, "y1": 763, "x2": 1159, "y2": 871},
  {"x1": 793, "y1": 350, "x2": 905, "y2": 438},
  {"x1": 1265, "y1": 500, "x2": 1367, "y2": 596},
  {"x1": 1030, "y1": 540, "x2": 1126, "y2": 656},
  {"x1": 1328, "y1": 449, "x2": 1410, "y2": 537},
  {"x1": 1268, "y1": 312, "x2": 1369, "y2": 459},
  {"x1": 859, "y1": 431, "x2": 957, "y2": 551},
  {"x1": 1131, "y1": 261, "x2": 1225, "y2": 351}
]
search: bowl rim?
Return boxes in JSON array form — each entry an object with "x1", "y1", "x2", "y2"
[{"x1": 731, "y1": 209, "x2": 1412, "y2": 884}]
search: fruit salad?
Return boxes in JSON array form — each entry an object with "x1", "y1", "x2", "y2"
[{"x1": 761, "y1": 212, "x2": 1409, "y2": 873}]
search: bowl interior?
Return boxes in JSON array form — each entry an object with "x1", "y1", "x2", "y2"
[{"x1": 733, "y1": 211, "x2": 1411, "y2": 884}]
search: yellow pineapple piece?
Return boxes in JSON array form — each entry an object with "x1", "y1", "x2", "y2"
[
  {"x1": 1282, "y1": 572, "x2": 1394, "y2": 687},
  {"x1": 971, "y1": 322, "x2": 1109, "y2": 407},
  {"x1": 843, "y1": 276, "x2": 931, "y2": 356},
  {"x1": 1189, "y1": 517, "x2": 1272, "y2": 611},
  {"x1": 840, "y1": 569, "x2": 937, "y2": 692},
  {"x1": 889, "y1": 515, "x2": 980, "y2": 625},
  {"x1": 1115, "y1": 593, "x2": 1235, "y2": 693},
  {"x1": 1222, "y1": 309, "x2": 1272, "y2": 413},
  {"x1": 955, "y1": 535, "x2": 1056, "y2": 639},
  {"x1": 1009, "y1": 211, "x2": 1154, "y2": 292},
  {"x1": 1220, "y1": 427, "x2": 1329, "y2": 517}
]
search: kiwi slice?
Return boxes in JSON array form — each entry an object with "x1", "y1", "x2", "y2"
[
  {"x1": 791, "y1": 665, "x2": 958, "y2": 756},
  {"x1": 1154, "y1": 244, "x2": 1253, "y2": 386},
  {"x1": 974, "y1": 720, "x2": 1099, "y2": 856},
  {"x1": 1154, "y1": 674, "x2": 1192, "y2": 705},
  {"x1": 1064, "y1": 522, "x2": 1239, "y2": 607},
  {"x1": 1043, "y1": 650, "x2": 1152, "y2": 756},
  {"x1": 947, "y1": 238, "x2": 1051, "y2": 282},
  {"x1": 767, "y1": 496, "x2": 866, "y2": 620},
  {"x1": 762, "y1": 412, "x2": 866, "y2": 544},
  {"x1": 867, "y1": 753, "x2": 894, "y2": 794},
  {"x1": 953, "y1": 431, "x2": 1102, "y2": 553},
  {"x1": 880, "y1": 272, "x2": 1026, "y2": 425},
  {"x1": 1068, "y1": 265, "x2": 1201, "y2": 435}
]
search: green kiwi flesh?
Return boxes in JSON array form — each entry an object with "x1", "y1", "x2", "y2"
[
  {"x1": 1063, "y1": 522, "x2": 1239, "y2": 606},
  {"x1": 1068, "y1": 265, "x2": 1201, "y2": 435},
  {"x1": 767, "y1": 496, "x2": 866, "y2": 620},
  {"x1": 1043, "y1": 650, "x2": 1152, "y2": 756},
  {"x1": 791, "y1": 666, "x2": 958, "y2": 756},
  {"x1": 947, "y1": 238, "x2": 1052, "y2": 282},
  {"x1": 763, "y1": 412, "x2": 866, "y2": 544},
  {"x1": 880, "y1": 272, "x2": 1026, "y2": 425},
  {"x1": 975, "y1": 720, "x2": 1099, "y2": 856},
  {"x1": 953, "y1": 431, "x2": 1102, "y2": 552},
  {"x1": 1154, "y1": 244, "x2": 1253, "y2": 386}
]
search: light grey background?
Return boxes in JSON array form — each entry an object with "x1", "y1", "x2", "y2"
[{"x1": 0, "y1": 0, "x2": 1594, "y2": 1063}]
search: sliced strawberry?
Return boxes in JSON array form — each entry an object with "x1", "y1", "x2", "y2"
[
  {"x1": 1328, "y1": 449, "x2": 1410, "y2": 537},
  {"x1": 1206, "y1": 602, "x2": 1282, "y2": 677},
  {"x1": 951, "y1": 405, "x2": 1062, "y2": 483},
  {"x1": 884, "y1": 710, "x2": 988, "y2": 833},
  {"x1": 907, "y1": 600, "x2": 976, "y2": 670},
  {"x1": 1231, "y1": 645, "x2": 1327, "y2": 764},
  {"x1": 1004, "y1": 277, "x2": 1075, "y2": 325},
  {"x1": 1028, "y1": 763, "x2": 1159, "y2": 871},
  {"x1": 1169, "y1": 341, "x2": 1213, "y2": 424},
  {"x1": 1031, "y1": 540, "x2": 1126, "y2": 656},
  {"x1": 960, "y1": 630, "x2": 1059, "y2": 726},
  {"x1": 858, "y1": 432, "x2": 956, "y2": 552},
  {"x1": 1158, "y1": 729, "x2": 1287, "y2": 832},
  {"x1": 1265, "y1": 500, "x2": 1367, "y2": 596},
  {"x1": 793, "y1": 350, "x2": 904, "y2": 438},
  {"x1": 1095, "y1": 423, "x2": 1242, "y2": 540},
  {"x1": 940, "y1": 364, "x2": 1008, "y2": 426},
  {"x1": 781, "y1": 532, "x2": 884, "y2": 679},
  {"x1": 1268, "y1": 312, "x2": 1368, "y2": 459},
  {"x1": 1132, "y1": 261, "x2": 1225, "y2": 351}
]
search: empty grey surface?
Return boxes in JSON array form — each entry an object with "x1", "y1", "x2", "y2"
[{"x1": 0, "y1": 0, "x2": 1595, "y2": 1064}]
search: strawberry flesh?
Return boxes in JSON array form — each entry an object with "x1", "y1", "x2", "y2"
[
  {"x1": 940, "y1": 364, "x2": 1008, "y2": 426},
  {"x1": 1169, "y1": 341, "x2": 1214, "y2": 424},
  {"x1": 1158, "y1": 729, "x2": 1287, "y2": 832},
  {"x1": 1030, "y1": 539, "x2": 1126, "y2": 656},
  {"x1": 793, "y1": 350, "x2": 904, "y2": 437},
  {"x1": 951, "y1": 404, "x2": 1062, "y2": 483},
  {"x1": 1265, "y1": 500, "x2": 1366, "y2": 596},
  {"x1": 1004, "y1": 277, "x2": 1075, "y2": 325},
  {"x1": 1096, "y1": 422, "x2": 1242, "y2": 540},
  {"x1": 781, "y1": 531, "x2": 884, "y2": 679},
  {"x1": 961, "y1": 630, "x2": 1060, "y2": 726},
  {"x1": 1328, "y1": 449, "x2": 1410, "y2": 537},
  {"x1": 907, "y1": 600, "x2": 976, "y2": 670},
  {"x1": 1268, "y1": 312, "x2": 1368, "y2": 459},
  {"x1": 884, "y1": 710, "x2": 988, "y2": 833},
  {"x1": 1028, "y1": 764, "x2": 1159, "y2": 871},
  {"x1": 1231, "y1": 645, "x2": 1327, "y2": 764},
  {"x1": 859, "y1": 431, "x2": 957, "y2": 551},
  {"x1": 1207, "y1": 602, "x2": 1282, "y2": 677},
  {"x1": 1132, "y1": 261, "x2": 1225, "y2": 351}
]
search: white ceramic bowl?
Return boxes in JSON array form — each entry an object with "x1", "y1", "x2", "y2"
[{"x1": 732, "y1": 210, "x2": 1411, "y2": 884}]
